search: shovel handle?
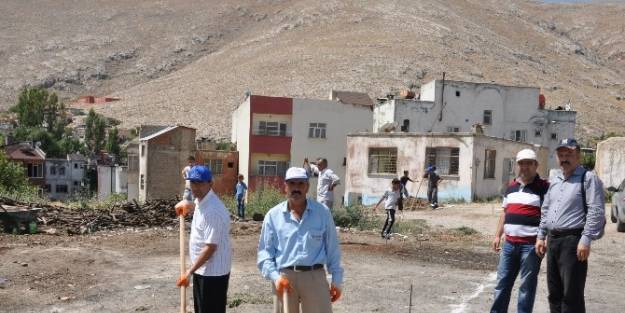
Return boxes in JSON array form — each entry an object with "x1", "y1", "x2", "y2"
[
  {"x1": 180, "y1": 215, "x2": 186, "y2": 313},
  {"x1": 283, "y1": 288, "x2": 290, "y2": 313}
]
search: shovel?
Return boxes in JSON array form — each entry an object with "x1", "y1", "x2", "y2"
[{"x1": 175, "y1": 200, "x2": 194, "y2": 313}]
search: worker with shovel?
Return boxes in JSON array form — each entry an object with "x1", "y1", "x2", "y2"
[
  {"x1": 176, "y1": 165, "x2": 232, "y2": 313},
  {"x1": 257, "y1": 167, "x2": 344, "y2": 313}
]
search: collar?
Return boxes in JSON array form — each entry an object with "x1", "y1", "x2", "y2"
[
  {"x1": 195, "y1": 189, "x2": 214, "y2": 208},
  {"x1": 281, "y1": 199, "x2": 310, "y2": 213},
  {"x1": 557, "y1": 165, "x2": 584, "y2": 181},
  {"x1": 515, "y1": 174, "x2": 541, "y2": 187}
]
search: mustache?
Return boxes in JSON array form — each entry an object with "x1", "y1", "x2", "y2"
[
  {"x1": 290, "y1": 190, "x2": 302, "y2": 196},
  {"x1": 560, "y1": 160, "x2": 571, "y2": 166}
]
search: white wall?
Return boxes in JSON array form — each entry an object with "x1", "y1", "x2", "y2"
[
  {"x1": 231, "y1": 97, "x2": 251, "y2": 181},
  {"x1": 291, "y1": 98, "x2": 373, "y2": 206},
  {"x1": 596, "y1": 137, "x2": 625, "y2": 188},
  {"x1": 344, "y1": 134, "x2": 475, "y2": 205},
  {"x1": 372, "y1": 79, "x2": 576, "y2": 169}
]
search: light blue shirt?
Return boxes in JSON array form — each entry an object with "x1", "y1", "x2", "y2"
[
  {"x1": 257, "y1": 198, "x2": 344, "y2": 286},
  {"x1": 538, "y1": 166, "x2": 605, "y2": 246},
  {"x1": 235, "y1": 181, "x2": 247, "y2": 197}
]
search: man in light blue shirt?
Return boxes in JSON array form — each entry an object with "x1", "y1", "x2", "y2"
[
  {"x1": 257, "y1": 167, "x2": 344, "y2": 313},
  {"x1": 235, "y1": 174, "x2": 248, "y2": 219}
]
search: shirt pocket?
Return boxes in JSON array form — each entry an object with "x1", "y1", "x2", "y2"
[{"x1": 304, "y1": 229, "x2": 324, "y2": 251}]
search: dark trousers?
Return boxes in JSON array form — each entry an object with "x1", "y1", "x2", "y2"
[
  {"x1": 236, "y1": 194, "x2": 245, "y2": 219},
  {"x1": 547, "y1": 234, "x2": 587, "y2": 313},
  {"x1": 193, "y1": 273, "x2": 230, "y2": 313},
  {"x1": 427, "y1": 185, "x2": 438, "y2": 205},
  {"x1": 382, "y1": 209, "x2": 396, "y2": 235}
]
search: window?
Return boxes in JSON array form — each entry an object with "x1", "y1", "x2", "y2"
[
  {"x1": 425, "y1": 147, "x2": 460, "y2": 176},
  {"x1": 44, "y1": 184, "x2": 51, "y2": 193},
  {"x1": 551, "y1": 133, "x2": 557, "y2": 140},
  {"x1": 456, "y1": 91, "x2": 461, "y2": 97},
  {"x1": 205, "y1": 159, "x2": 223, "y2": 175},
  {"x1": 74, "y1": 163, "x2": 78, "y2": 169},
  {"x1": 128, "y1": 155, "x2": 139, "y2": 172},
  {"x1": 58, "y1": 166, "x2": 66, "y2": 176},
  {"x1": 510, "y1": 130, "x2": 527, "y2": 142},
  {"x1": 535, "y1": 129, "x2": 542, "y2": 137},
  {"x1": 27, "y1": 164, "x2": 43, "y2": 178},
  {"x1": 483, "y1": 110, "x2": 492, "y2": 125},
  {"x1": 401, "y1": 119, "x2": 410, "y2": 132},
  {"x1": 446, "y1": 126, "x2": 460, "y2": 133},
  {"x1": 368, "y1": 148, "x2": 398, "y2": 175},
  {"x1": 50, "y1": 165, "x2": 57, "y2": 176},
  {"x1": 227, "y1": 162, "x2": 234, "y2": 168},
  {"x1": 258, "y1": 121, "x2": 287, "y2": 136},
  {"x1": 308, "y1": 123, "x2": 327, "y2": 138},
  {"x1": 257, "y1": 160, "x2": 289, "y2": 176},
  {"x1": 484, "y1": 149, "x2": 496, "y2": 179},
  {"x1": 55, "y1": 184, "x2": 68, "y2": 193}
]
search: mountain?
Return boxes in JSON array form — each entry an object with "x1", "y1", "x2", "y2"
[{"x1": 1, "y1": 0, "x2": 624, "y2": 139}]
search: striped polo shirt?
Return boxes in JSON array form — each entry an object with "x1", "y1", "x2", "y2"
[
  {"x1": 502, "y1": 175, "x2": 549, "y2": 244},
  {"x1": 189, "y1": 189, "x2": 232, "y2": 276}
]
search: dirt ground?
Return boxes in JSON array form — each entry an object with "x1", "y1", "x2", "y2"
[{"x1": 1, "y1": 203, "x2": 624, "y2": 313}]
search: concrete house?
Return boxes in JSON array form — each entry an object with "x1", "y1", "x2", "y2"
[
  {"x1": 344, "y1": 131, "x2": 549, "y2": 205},
  {"x1": 138, "y1": 125, "x2": 196, "y2": 202},
  {"x1": 195, "y1": 149, "x2": 239, "y2": 196},
  {"x1": 97, "y1": 164, "x2": 128, "y2": 200},
  {"x1": 373, "y1": 79, "x2": 575, "y2": 168},
  {"x1": 45, "y1": 154, "x2": 87, "y2": 200},
  {"x1": 4, "y1": 142, "x2": 46, "y2": 188},
  {"x1": 595, "y1": 137, "x2": 625, "y2": 188},
  {"x1": 231, "y1": 91, "x2": 373, "y2": 205}
]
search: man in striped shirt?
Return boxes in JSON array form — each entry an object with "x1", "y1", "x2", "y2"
[
  {"x1": 490, "y1": 149, "x2": 549, "y2": 313},
  {"x1": 176, "y1": 165, "x2": 232, "y2": 313}
]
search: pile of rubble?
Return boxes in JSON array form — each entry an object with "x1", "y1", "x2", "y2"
[{"x1": 0, "y1": 197, "x2": 182, "y2": 235}]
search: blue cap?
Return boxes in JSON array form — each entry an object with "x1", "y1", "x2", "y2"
[
  {"x1": 426, "y1": 165, "x2": 436, "y2": 172},
  {"x1": 556, "y1": 138, "x2": 580, "y2": 150},
  {"x1": 186, "y1": 165, "x2": 212, "y2": 182}
]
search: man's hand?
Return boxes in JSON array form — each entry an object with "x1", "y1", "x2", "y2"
[
  {"x1": 175, "y1": 200, "x2": 194, "y2": 217},
  {"x1": 330, "y1": 284, "x2": 342, "y2": 303},
  {"x1": 577, "y1": 243, "x2": 591, "y2": 261},
  {"x1": 275, "y1": 276, "x2": 292, "y2": 295},
  {"x1": 535, "y1": 239, "x2": 547, "y2": 258},
  {"x1": 176, "y1": 270, "x2": 191, "y2": 287},
  {"x1": 491, "y1": 236, "x2": 502, "y2": 252}
]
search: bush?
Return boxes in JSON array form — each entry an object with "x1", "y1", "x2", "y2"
[{"x1": 222, "y1": 186, "x2": 284, "y2": 218}]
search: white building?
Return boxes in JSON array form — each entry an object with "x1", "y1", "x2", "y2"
[
  {"x1": 97, "y1": 164, "x2": 128, "y2": 200},
  {"x1": 231, "y1": 91, "x2": 373, "y2": 207},
  {"x1": 595, "y1": 137, "x2": 625, "y2": 189},
  {"x1": 344, "y1": 131, "x2": 550, "y2": 205},
  {"x1": 373, "y1": 79, "x2": 576, "y2": 168},
  {"x1": 45, "y1": 154, "x2": 87, "y2": 200}
]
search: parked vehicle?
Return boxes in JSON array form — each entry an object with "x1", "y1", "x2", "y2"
[{"x1": 608, "y1": 179, "x2": 625, "y2": 232}]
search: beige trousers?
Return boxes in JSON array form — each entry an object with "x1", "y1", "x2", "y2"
[{"x1": 272, "y1": 268, "x2": 333, "y2": 313}]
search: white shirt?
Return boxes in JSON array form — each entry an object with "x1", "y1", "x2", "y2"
[
  {"x1": 189, "y1": 189, "x2": 232, "y2": 276},
  {"x1": 183, "y1": 166, "x2": 192, "y2": 189},
  {"x1": 382, "y1": 190, "x2": 401, "y2": 210},
  {"x1": 309, "y1": 165, "x2": 340, "y2": 202}
]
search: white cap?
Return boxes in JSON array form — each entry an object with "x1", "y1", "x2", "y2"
[
  {"x1": 516, "y1": 149, "x2": 537, "y2": 163},
  {"x1": 285, "y1": 167, "x2": 308, "y2": 181}
]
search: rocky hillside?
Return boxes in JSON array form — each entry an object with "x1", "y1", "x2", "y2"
[{"x1": 1, "y1": 0, "x2": 624, "y2": 139}]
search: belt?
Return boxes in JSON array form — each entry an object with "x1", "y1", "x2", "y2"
[
  {"x1": 281, "y1": 264, "x2": 324, "y2": 272},
  {"x1": 549, "y1": 228, "x2": 583, "y2": 238}
]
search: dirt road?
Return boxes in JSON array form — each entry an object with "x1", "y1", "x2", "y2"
[{"x1": 1, "y1": 204, "x2": 623, "y2": 313}]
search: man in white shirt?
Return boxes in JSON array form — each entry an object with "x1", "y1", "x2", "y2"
[
  {"x1": 181, "y1": 155, "x2": 197, "y2": 202},
  {"x1": 303, "y1": 157, "x2": 340, "y2": 210},
  {"x1": 176, "y1": 165, "x2": 232, "y2": 313}
]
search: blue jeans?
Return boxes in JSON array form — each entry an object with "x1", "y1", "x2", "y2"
[
  {"x1": 491, "y1": 241, "x2": 542, "y2": 313},
  {"x1": 236, "y1": 194, "x2": 245, "y2": 219}
]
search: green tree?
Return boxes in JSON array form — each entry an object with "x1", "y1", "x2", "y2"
[
  {"x1": 106, "y1": 127, "x2": 121, "y2": 157},
  {"x1": 85, "y1": 109, "x2": 106, "y2": 154},
  {"x1": 10, "y1": 88, "x2": 46, "y2": 127},
  {"x1": 0, "y1": 151, "x2": 30, "y2": 192}
]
